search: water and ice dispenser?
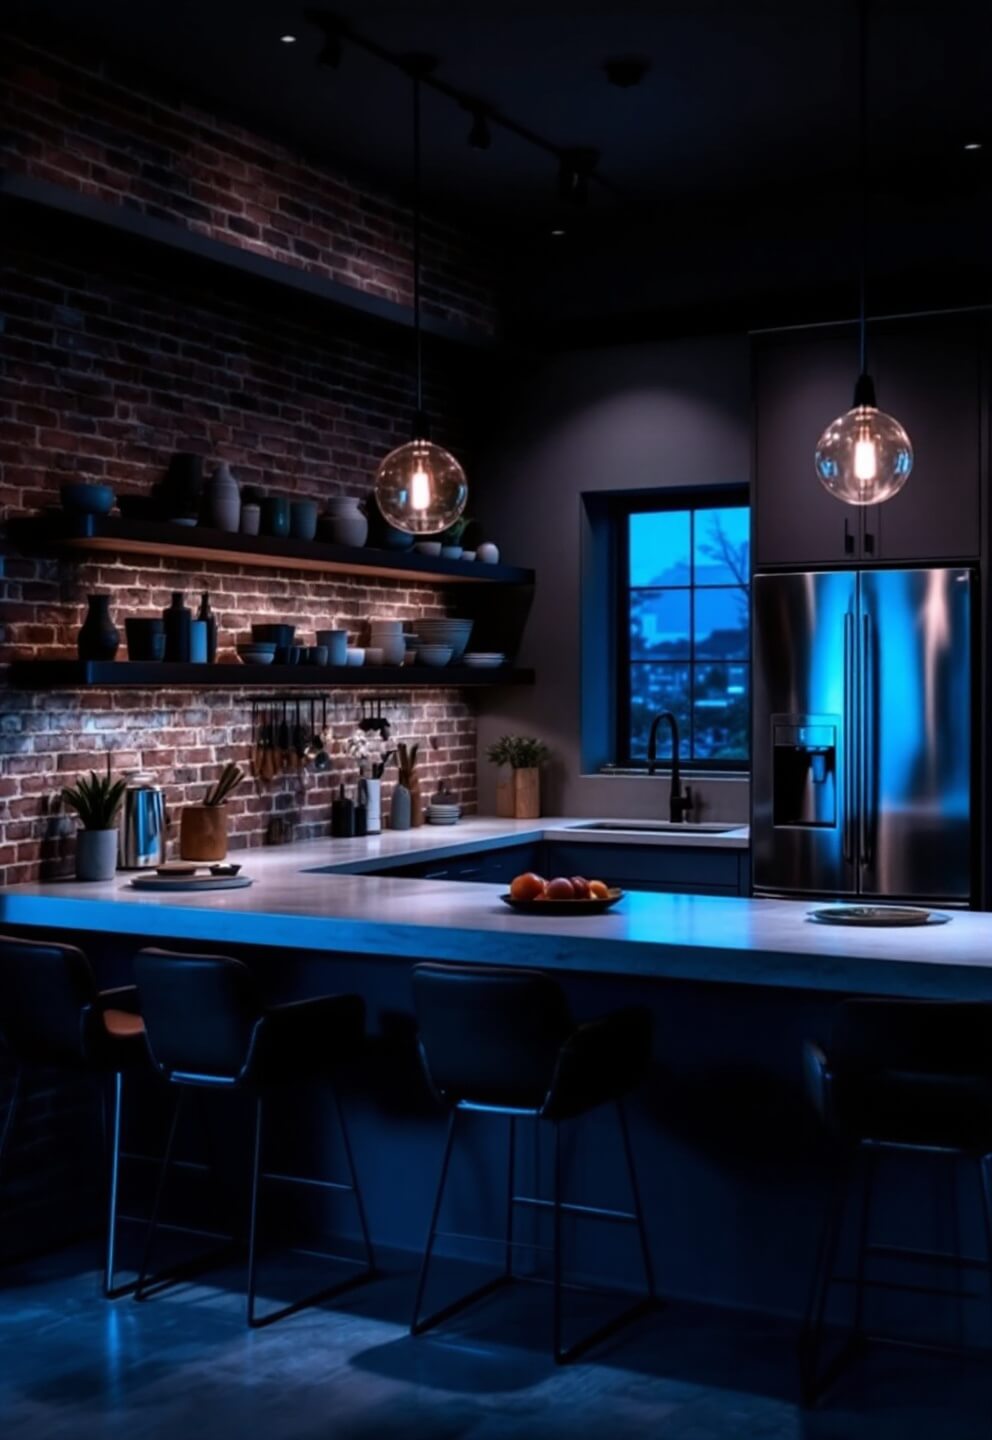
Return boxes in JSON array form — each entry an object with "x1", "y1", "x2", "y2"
[{"x1": 771, "y1": 719, "x2": 838, "y2": 828}]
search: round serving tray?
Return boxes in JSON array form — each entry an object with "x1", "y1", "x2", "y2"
[
  {"x1": 807, "y1": 905, "x2": 949, "y2": 928},
  {"x1": 128, "y1": 873, "x2": 253, "y2": 893},
  {"x1": 500, "y1": 888, "x2": 624, "y2": 916}
]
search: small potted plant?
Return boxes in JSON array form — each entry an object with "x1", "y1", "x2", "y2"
[
  {"x1": 179, "y1": 761, "x2": 244, "y2": 861},
  {"x1": 486, "y1": 735, "x2": 550, "y2": 820},
  {"x1": 346, "y1": 729, "x2": 394, "y2": 835},
  {"x1": 62, "y1": 770, "x2": 127, "y2": 881}
]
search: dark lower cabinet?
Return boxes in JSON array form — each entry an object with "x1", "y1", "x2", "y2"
[
  {"x1": 544, "y1": 842, "x2": 747, "y2": 896},
  {"x1": 371, "y1": 840, "x2": 748, "y2": 895}
]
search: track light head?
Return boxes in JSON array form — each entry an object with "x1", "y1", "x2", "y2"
[
  {"x1": 466, "y1": 107, "x2": 492, "y2": 151},
  {"x1": 558, "y1": 147, "x2": 599, "y2": 207},
  {"x1": 305, "y1": 9, "x2": 347, "y2": 68}
]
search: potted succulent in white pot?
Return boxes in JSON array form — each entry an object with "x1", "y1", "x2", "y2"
[
  {"x1": 486, "y1": 736, "x2": 550, "y2": 820},
  {"x1": 62, "y1": 770, "x2": 127, "y2": 881}
]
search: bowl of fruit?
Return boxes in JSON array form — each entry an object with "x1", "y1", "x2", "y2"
[{"x1": 501, "y1": 872, "x2": 623, "y2": 914}]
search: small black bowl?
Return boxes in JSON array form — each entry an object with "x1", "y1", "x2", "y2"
[{"x1": 252, "y1": 623, "x2": 295, "y2": 648}]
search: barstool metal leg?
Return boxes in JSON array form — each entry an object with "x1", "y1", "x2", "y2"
[
  {"x1": 411, "y1": 1109, "x2": 510, "y2": 1336},
  {"x1": 103, "y1": 1071, "x2": 135, "y2": 1299},
  {"x1": 852, "y1": 1144, "x2": 878, "y2": 1341},
  {"x1": 978, "y1": 1153, "x2": 992, "y2": 1322},
  {"x1": 334, "y1": 1088, "x2": 376, "y2": 1276},
  {"x1": 799, "y1": 1155, "x2": 852, "y2": 1406},
  {"x1": 505, "y1": 1116, "x2": 516, "y2": 1279},
  {"x1": 134, "y1": 1090, "x2": 184, "y2": 1302},
  {"x1": 0, "y1": 1066, "x2": 22, "y2": 1184},
  {"x1": 246, "y1": 1094, "x2": 264, "y2": 1326},
  {"x1": 617, "y1": 1098, "x2": 656, "y2": 1301}
]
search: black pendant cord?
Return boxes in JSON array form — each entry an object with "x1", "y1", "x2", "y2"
[
  {"x1": 411, "y1": 72, "x2": 427, "y2": 437},
  {"x1": 856, "y1": 0, "x2": 871, "y2": 394}
]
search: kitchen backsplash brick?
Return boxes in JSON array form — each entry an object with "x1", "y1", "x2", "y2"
[{"x1": 0, "y1": 38, "x2": 500, "y2": 885}]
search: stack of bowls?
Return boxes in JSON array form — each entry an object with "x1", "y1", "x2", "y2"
[
  {"x1": 368, "y1": 619, "x2": 406, "y2": 667},
  {"x1": 426, "y1": 802, "x2": 460, "y2": 826},
  {"x1": 238, "y1": 641, "x2": 276, "y2": 666},
  {"x1": 416, "y1": 617, "x2": 474, "y2": 661},
  {"x1": 463, "y1": 651, "x2": 507, "y2": 669}
]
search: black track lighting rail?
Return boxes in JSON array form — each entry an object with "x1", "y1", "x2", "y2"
[{"x1": 303, "y1": 9, "x2": 626, "y2": 206}]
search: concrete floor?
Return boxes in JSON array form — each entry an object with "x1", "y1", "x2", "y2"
[{"x1": 1, "y1": 1243, "x2": 991, "y2": 1440}]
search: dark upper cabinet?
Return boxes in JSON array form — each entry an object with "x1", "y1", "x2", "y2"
[
  {"x1": 753, "y1": 327, "x2": 866, "y2": 568},
  {"x1": 867, "y1": 315, "x2": 982, "y2": 563},
  {"x1": 753, "y1": 315, "x2": 982, "y2": 568}
]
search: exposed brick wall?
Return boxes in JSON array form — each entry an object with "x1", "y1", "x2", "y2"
[
  {"x1": 0, "y1": 36, "x2": 499, "y2": 335},
  {"x1": 0, "y1": 40, "x2": 503, "y2": 886}
]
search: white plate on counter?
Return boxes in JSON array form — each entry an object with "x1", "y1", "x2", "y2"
[{"x1": 807, "y1": 905, "x2": 950, "y2": 927}]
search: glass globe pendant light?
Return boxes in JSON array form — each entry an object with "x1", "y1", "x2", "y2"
[
  {"x1": 375, "y1": 68, "x2": 468, "y2": 534},
  {"x1": 814, "y1": 0, "x2": 912, "y2": 506}
]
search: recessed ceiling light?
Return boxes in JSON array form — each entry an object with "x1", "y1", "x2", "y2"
[
  {"x1": 551, "y1": 228, "x2": 566, "y2": 238},
  {"x1": 963, "y1": 140, "x2": 982, "y2": 150},
  {"x1": 280, "y1": 34, "x2": 297, "y2": 44}
]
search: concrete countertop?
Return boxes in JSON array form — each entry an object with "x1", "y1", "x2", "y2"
[{"x1": 2, "y1": 820, "x2": 990, "y2": 1000}]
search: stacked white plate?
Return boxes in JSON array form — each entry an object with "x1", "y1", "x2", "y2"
[
  {"x1": 463, "y1": 652, "x2": 506, "y2": 669},
  {"x1": 427, "y1": 803, "x2": 461, "y2": 825},
  {"x1": 416, "y1": 618, "x2": 474, "y2": 660}
]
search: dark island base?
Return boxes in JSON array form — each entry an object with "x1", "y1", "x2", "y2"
[{"x1": 1, "y1": 926, "x2": 987, "y2": 1354}]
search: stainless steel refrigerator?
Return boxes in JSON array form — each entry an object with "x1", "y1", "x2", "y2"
[{"x1": 752, "y1": 568, "x2": 973, "y2": 902}]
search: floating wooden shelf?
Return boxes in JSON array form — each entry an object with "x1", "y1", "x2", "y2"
[
  {"x1": 0, "y1": 169, "x2": 494, "y2": 350},
  {"x1": 9, "y1": 515, "x2": 535, "y2": 587},
  {"x1": 7, "y1": 661, "x2": 535, "y2": 690}
]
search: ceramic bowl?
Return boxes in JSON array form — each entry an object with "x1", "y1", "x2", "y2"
[
  {"x1": 441, "y1": 545, "x2": 463, "y2": 560},
  {"x1": 238, "y1": 644, "x2": 276, "y2": 665},
  {"x1": 346, "y1": 647, "x2": 365, "y2": 666},
  {"x1": 414, "y1": 541, "x2": 442, "y2": 557},
  {"x1": 252, "y1": 623, "x2": 295, "y2": 648},
  {"x1": 461, "y1": 550, "x2": 477, "y2": 562},
  {"x1": 365, "y1": 647, "x2": 384, "y2": 666},
  {"x1": 60, "y1": 482, "x2": 116, "y2": 515},
  {"x1": 417, "y1": 645, "x2": 453, "y2": 667},
  {"x1": 463, "y1": 652, "x2": 506, "y2": 668},
  {"x1": 416, "y1": 618, "x2": 474, "y2": 660}
]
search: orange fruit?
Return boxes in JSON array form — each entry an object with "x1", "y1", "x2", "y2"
[
  {"x1": 588, "y1": 880, "x2": 610, "y2": 899},
  {"x1": 510, "y1": 872, "x2": 546, "y2": 902}
]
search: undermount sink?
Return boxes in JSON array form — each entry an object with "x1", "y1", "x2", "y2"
[{"x1": 571, "y1": 821, "x2": 744, "y2": 835}]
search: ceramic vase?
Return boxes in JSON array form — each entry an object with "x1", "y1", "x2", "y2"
[
  {"x1": 75, "y1": 828, "x2": 119, "y2": 882},
  {"x1": 77, "y1": 595, "x2": 120, "y2": 661},
  {"x1": 179, "y1": 804, "x2": 228, "y2": 861},
  {"x1": 495, "y1": 766, "x2": 540, "y2": 820},
  {"x1": 321, "y1": 498, "x2": 368, "y2": 548},
  {"x1": 205, "y1": 461, "x2": 241, "y2": 532},
  {"x1": 162, "y1": 592, "x2": 192, "y2": 662},
  {"x1": 391, "y1": 783, "x2": 412, "y2": 831},
  {"x1": 360, "y1": 777, "x2": 382, "y2": 834},
  {"x1": 290, "y1": 500, "x2": 318, "y2": 540},
  {"x1": 476, "y1": 542, "x2": 500, "y2": 564}
]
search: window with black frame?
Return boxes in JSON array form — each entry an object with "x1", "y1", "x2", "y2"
[{"x1": 618, "y1": 494, "x2": 750, "y2": 769}]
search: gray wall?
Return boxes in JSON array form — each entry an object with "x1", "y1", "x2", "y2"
[{"x1": 474, "y1": 333, "x2": 751, "y2": 821}]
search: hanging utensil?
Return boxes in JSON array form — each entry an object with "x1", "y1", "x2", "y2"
[{"x1": 314, "y1": 693, "x2": 331, "y2": 771}]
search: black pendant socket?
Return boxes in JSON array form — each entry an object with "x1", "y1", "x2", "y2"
[
  {"x1": 411, "y1": 409, "x2": 432, "y2": 441},
  {"x1": 853, "y1": 372, "x2": 877, "y2": 408}
]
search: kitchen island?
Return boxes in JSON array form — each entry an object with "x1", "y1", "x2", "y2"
[{"x1": 1, "y1": 819, "x2": 987, "y2": 1338}]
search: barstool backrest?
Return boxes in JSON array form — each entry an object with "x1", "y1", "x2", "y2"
[
  {"x1": 832, "y1": 998, "x2": 992, "y2": 1076},
  {"x1": 0, "y1": 935, "x2": 98, "y2": 1066},
  {"x1": 135, "y1": 948, "x2": 264, "y2": 1084},
  {"x1": 412, "y1": 963, "x2": 572, "y2": 1110}
]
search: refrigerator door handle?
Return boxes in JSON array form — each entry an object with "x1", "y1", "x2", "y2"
[
  {"x1": 859, "y1": 611, "x2": 875, "y2": 867},
  {"x1": 843, "y1": 611, "x2": 856, "y2": 866}
]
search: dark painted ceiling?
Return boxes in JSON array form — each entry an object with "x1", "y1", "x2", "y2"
[{"x1": 7, "y1": 1, "x2": 992, "y2": 334}]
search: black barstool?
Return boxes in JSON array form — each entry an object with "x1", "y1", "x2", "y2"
[
  {"x1": 801, "y1": 997, "x2": 992, "y2": 1404},
  {"x1": 410, "y1": 962, "x2": 655, "y2": 1363},
  {"x1": 0, "y1": 935, "x2": 148, "y2": 1297},
  {"x1": 132, "y1": 947, "x2": 374, "y2": 1327}
]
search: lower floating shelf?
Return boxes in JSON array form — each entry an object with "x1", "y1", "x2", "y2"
[{"x1": 7, "y1": 661, "x2": 534, "y2": 689}]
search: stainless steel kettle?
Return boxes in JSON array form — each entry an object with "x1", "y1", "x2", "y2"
[{"x1": 119, "y1": 773, "x2": 166, "y2": 869}]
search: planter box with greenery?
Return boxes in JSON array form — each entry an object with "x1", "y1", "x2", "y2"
[{"x1": 486, "y1": 736, "x2": 549, "y2": 820}]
